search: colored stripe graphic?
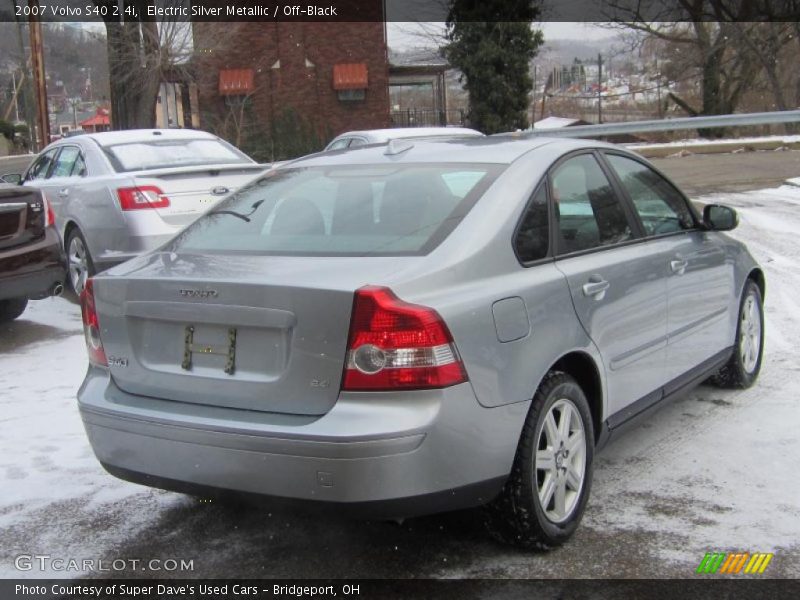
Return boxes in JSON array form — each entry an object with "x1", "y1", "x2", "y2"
[
  {"x1": 698, "y1": 552, "x2": 774, "y2": 575},
  {"x1": 744, "y1": 553, "x2": 774, "y2": 574},
  {"x1": 697, "y1": 552, "x2": 727, "y2": 574}
]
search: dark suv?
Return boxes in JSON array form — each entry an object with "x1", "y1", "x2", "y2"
[{"x1": 0, "y1": 184, "x2": 65, "y2": 322}]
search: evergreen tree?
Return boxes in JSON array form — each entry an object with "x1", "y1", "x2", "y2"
[{"x1": 444, "y1": 1, "x2": 543, "y2": 133}]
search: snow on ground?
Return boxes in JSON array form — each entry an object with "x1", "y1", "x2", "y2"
[
  {"x1": 1, "y1": 183, "x2": 799, "y2": 578},
  {"x1": 628, "y1": 134, "x2": 800, "y2": 150},
  {"x1": 0, "y1": 297, "x2": 185, "y2": 578}
]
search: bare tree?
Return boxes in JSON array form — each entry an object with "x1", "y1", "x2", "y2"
[{"x1": 603, "y1": 0, "x2": 799, "y2": 135}]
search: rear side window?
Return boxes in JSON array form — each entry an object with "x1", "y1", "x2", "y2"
[
  {"x1": 168, "y1": 164, "x2": 502, "y2": 256},
  {"x1": 50, "y1": 146, "x2": 82, "y2": 178},
  {"x1": 605, "y1": 154, "x2": 695, "y2": 236},
  {"x1": 103, "y1": 138, "x2": 250, "y2": 172},
  {"x1": 515, "y1": 184, "x2": 549, "y2": 262},
  {"x1": 551, "y1": 154, "x2": 633, "y2": 254}
]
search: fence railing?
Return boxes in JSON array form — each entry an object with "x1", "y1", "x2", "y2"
[
  {"x1": 391, "y1": 109, "x2": 467, "y2": 128},
  {"x1": 525, "y1": 110, "x2": 800, "y2": 138}
]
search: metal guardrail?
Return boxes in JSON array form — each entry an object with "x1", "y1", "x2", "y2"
[{"x1": 525, "y1": 110, "x2": 800, "y2": 138}]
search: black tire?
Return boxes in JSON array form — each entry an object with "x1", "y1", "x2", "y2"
[
  {"x1": 0, "y1": 297, "x2": 28, "y2": 323},
  {"x1": 483, "y1": 371, "x2": 594, "y2": 550},
  {"x1": 709, "y1": 279, "x2": 764, "y2": 389},
  {"x1": 65, "y1": 227, "x2": 95, "y2": 295}
]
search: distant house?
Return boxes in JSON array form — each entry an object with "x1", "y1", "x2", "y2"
[{"x1": 79, "y1": 108, "x2": 110, "y2": 133}]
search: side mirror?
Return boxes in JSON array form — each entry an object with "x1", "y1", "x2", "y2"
[
  {"x1": 1, "y1": 173, "x2": 22, "y2": 185},
  {"x1": 703, "y1": 204, "x2": 738, "y2": 231}
]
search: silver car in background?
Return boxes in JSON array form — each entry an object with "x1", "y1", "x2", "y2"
[
  {"x1": 15, "y1": 129, "x2": 264, "y2": 293},
  {"x1": 77, "y1": 136, "x2": 764, "y2": 549},
  {"x1": 324, "y1": 126, "x2": 483, "y2": 151}
]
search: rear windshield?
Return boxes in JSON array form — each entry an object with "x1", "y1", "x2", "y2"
[
  {"x1": 104, "y1": 138, "x2": 251, "y2": 172},
  {"x1": 167, "y1": 164, "x2": 503, "y2": 256}
]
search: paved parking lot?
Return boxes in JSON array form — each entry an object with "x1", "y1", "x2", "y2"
[{"x1": 1, "y1": 176, "x2": 799, "y2": 580}]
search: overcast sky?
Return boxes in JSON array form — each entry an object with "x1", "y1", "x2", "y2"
[{"x1": 387, "y1": 22, "x2": 618, "y2": 50}]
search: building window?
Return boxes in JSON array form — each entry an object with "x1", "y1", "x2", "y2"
[
  {"x1": 332, "y1": 63, "x2": 368, "y2": 102},
  {"x1": 337, "y1": 89, "x2": 366, "y2": 102}
]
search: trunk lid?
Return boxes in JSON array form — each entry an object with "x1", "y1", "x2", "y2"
[
  {"x1": 0, "y1": 186, "x2": 45, "y2": 251},
  {"x1": 130, "y1": 164, "x2": 267, "y2": 228},
  {"x1": 95, "y1": 253, "x2": 420, "y2": 415}
]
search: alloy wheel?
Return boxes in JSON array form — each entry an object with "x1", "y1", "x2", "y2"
[
  {"x1": 535, "y1": 398, "x2": 587, "y2": 524},
  {"x1": 740, "y1": 293, "x2": 762, "y2": 374},
  {"x1": 68, "y1": 235, "x2": 89, "y2": 295}
]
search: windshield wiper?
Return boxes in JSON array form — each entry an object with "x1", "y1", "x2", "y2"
[{"x1": 208, "y1": 199, "x2": 265, "y2": 223}]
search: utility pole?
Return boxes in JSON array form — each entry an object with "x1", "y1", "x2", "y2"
[
  {"x1": 28, "y1": 0, "x2": 50, "y2": 150},
  {"x1": 597, "y1": 53, "x2": 603, "y2": 124},
  {"x1": 531, "y1": 64, "x2": 537, "y2": 127}
]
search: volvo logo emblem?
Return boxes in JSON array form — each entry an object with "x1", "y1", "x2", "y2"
[
  {"x1": 211, "y1": 186, "x2": 230, "y2": 196},
  {"x1": 179, "y1": 289, "x2": 219, "y2": 299}
]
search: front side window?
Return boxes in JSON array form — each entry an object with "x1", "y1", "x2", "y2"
[
  {"x1": 551, "y1": 154, "x2": 633, "y2": 254},
  {"x1": 515, "y1": 184, "x2": 549, "y2": 263},
  {"x1": 168, "y1": 164, "x2": 503, "y2": 256},
  {"x1": 103, "y1": 138, "x2": 251, "y2": 172},
  {"x1": 26, "y1": 148, "x2": 59, "y2": 181},
  {"x1": 606, "y1": 154, "x2": 695, "y2": 236}
]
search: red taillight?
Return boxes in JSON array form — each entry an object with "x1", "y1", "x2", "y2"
[
  {"x1": 43, "y1": 196, "x2": 55, "y2": 227},
  {"x1": 79, "y1": 278, "x2": 108, "y2": 367},
  {"x1": 342, "y1": 286, "x2": 468, "y2": 391},
  {"x1": 117, "y1": 186, "x2": 170, "y2": 210}
]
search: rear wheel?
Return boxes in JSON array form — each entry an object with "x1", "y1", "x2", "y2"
[
  {"x1": 483, "y1": 371, "x2": 594, "y2": 550},
  {"x1": 709, "y1": 279, "x2": 764, "y2": 388},
  {"x1": 0, "y1": 297, "x2": 28, "y2": 323},
  {"x1": 66, "y1": 228, "x2": 95, "y2": 296}
]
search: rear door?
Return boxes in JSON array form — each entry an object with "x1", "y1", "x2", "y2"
[
  {"x1": 42, "y1": 144, "x2": 87, "y2": 223},
  {"x1": 602, "y1": 152, "x2": 731, "y2": 384},
  {"x1": 551, "y1": 152, "x2": 668, "y2": 417}
]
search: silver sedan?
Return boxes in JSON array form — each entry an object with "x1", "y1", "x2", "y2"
[
  {"x1": 15, "y1": 129, "x2": 265, "y2": 293},
  {"x1": 77, "y1": 136, "x2": 764, "y2": 549}
]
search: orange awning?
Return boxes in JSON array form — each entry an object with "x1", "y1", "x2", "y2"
[
  {"x1": 219, "y1": 69, "x2": 254, "y2": 95},
  {"x1": 333, "y1": 63, "x2": 368, "y2": 90}
]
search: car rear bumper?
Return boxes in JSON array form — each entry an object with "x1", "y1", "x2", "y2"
[
  {"x1": 0, "y1": 228, "x2": 65, "y2": 301},
  {"x1": 78, "y1": 370, "x2": 526, "y2": 517}
]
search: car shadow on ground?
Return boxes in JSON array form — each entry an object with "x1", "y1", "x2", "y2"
[
  {"x1": 86, "y1": 495, "x2": 498, "y2": 579},
  {"x1": 0, "y1": 319, "x2": 76, "y2": 353}
]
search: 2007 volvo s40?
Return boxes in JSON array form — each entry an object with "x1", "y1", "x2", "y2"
[{"x1": 77, "y1": 136, "x2": 764, "y2": 548}]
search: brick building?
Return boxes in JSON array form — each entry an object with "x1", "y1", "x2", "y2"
[{"x1": 192, "y1": 20, "x2": 390, "y2": 160}]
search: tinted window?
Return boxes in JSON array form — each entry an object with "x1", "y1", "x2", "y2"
[
  {"x1": 26, "y1": 149, "x2": 59, "y2": 181},
  {"x1": 104, "y1": 138, "x2": 250, "y2": 172},
  {"x1": 50, "y1": 146, "x2": 82, "y2": 178},
  {"x1": 72, "y1": 152, "x2": 87, "y2": 177},
  {"x1": 606, "y1": 154, "x2": 694, "y2": 236},
  {"x1": 551, "y1": 154, "x2": 633, "y2": 254},
  {"x1": 515, "y1": 184, "x2": 549, "y2": 262},
  {"x1": 326, "y1": 139, "x2": 350, "y2": 151},
  {"x1": 168, "y1": 164, "x2": 502, "y2": 256}
]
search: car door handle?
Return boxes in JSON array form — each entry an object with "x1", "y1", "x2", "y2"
[
  {"x1": 58, "y1": 188, "x2": 70, "y2": 197},
  {"x1": 582, "y1": 278, "x2": 610, "y2": 300},
  {"x1": 670, "y1": 259, "x2": 688, "y2": 275}
]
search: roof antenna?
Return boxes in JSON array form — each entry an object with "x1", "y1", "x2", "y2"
[{"x1": 385, "y1": 139, "x2": 414, "y2": 156}]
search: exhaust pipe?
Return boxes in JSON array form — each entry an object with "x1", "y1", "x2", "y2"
[{"x1": 51, "y1": 282, "x2": 64, "y2": 297}]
